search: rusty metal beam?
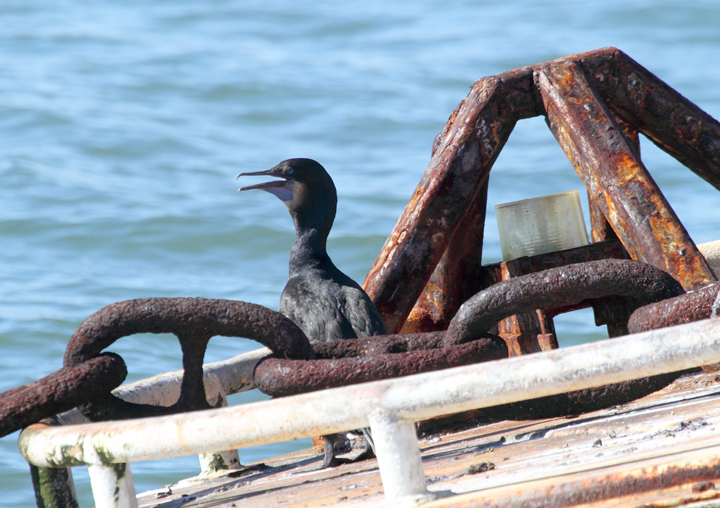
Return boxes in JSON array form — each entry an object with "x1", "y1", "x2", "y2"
[
  {"x1": 396, "y1": 52, "x2": 598, "y2": 336},
  {"x1": 363, "y1": 77, "x2": 517, "y2": 333},
  {"x1": 488, "y1": 260, "x2": 558, "y2": 356},
  {"x1": 586, "y1": 111, "x2": 638, "y2": 245},
  {"x1": 603, "y1": 51, "x2": 720, "y2": 191},
  {"x1": 367, "y1": 47, "x2": 720, "y2": 336},
  {"x1": 477, "y1": 240, "x2": 629, "y2": 349},
  {"x1": 401, "y1": 179, "x2": 490, "y2": 334},
  {"x1": 583, "y1": 116, "x2": 637, "y2": 337},
  {"x1": 479, "y1": 240, "x2": 628, "y2": 280},
  {"x1": 538, "y1": 61, "x2": 717, "y2": 291}
]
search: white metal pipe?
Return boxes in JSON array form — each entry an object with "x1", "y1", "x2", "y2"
[
  {"x1": 55, "y1": 347, "x2": 269, "y2": 425},
  {"x1": 54, "y1": 348, "x2": 266, "y2": 474},
  {"x1": 112, "y1": 347, "x2": 270, "y2": 407},
  {"x1": 88, "y1": 463, "x2": 137, "y2": 508},
  {"x1": 197, "y1": 376, "x2": 241, "y2": 474},
  {"x1": 368, "y1": 410, "x2": 432, "y2": 503},
  {"x1": 20, "y1": 318, "x2": 720, "y2": 470}
]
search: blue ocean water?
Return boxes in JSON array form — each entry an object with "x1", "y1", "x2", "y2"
[{"x1": 1, "y1": 1, "x2": 719, "y2": 505}]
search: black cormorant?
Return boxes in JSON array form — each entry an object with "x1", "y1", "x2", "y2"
[{"x1": 238, "y1": 158, "x2": 387, "y2": 466}]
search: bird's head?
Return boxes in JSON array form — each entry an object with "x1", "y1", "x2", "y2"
[{"x1": 238, "y1": 158, "x2": 338, "y2": 234}]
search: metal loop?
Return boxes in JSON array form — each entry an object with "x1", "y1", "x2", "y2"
[
  {"x1": 444, "y1": 259, "x2": 684, "y2": 346},
  {"x1": 628, "y1": 281, "x2": 720, "y2": 333},
  {"x1": 63, "y1": 297, "x2": 313, "y2": 421},
  {"x1": 254, "y1": 332, "x2": 508, "y2": 397},
  {"x1": 0, "y1": 354, "x2": 127, "y2": 438}
]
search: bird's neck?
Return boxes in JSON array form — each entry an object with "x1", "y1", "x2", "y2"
[
  {"x1": 288, "y1": 224, "x2": 332, "y2": 273},
  {"x1": 286, "y1": 191, "x2": 337, "y2": 274}
]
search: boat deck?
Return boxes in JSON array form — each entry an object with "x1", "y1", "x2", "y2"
[{"x1": 135, "y1": 369, "x2": 720, "y2": 507}]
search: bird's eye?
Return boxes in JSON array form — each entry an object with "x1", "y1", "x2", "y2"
[{"x1": 287, "y1": 168, "x2": 294, "y2": 174}]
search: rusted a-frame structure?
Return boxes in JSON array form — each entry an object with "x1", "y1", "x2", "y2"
[{"x1": 362, "y1": 47, "x2": 720, "y2": 355}]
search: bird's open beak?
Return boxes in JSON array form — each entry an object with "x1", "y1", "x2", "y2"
[{"x1": 237, "y1": 169, "x2": 294, "y2": 202}]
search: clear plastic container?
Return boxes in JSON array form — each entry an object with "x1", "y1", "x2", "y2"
[{"x1": 495, "y1": 190, "x2": 589, "y2": 261}]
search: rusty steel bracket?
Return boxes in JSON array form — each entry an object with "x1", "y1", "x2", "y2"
[
  {"x1": 364, "y1": 47, "x2": 720, "y2": 337},
  {"x1": 444, "y1": 259, "x2": 684, "y2": 347}
]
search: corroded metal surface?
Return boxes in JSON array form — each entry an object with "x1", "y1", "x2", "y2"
[
  {"x1": 629, "y1": 281, "x2": 720, "y2": 334},
  {"x1": 489, "y1": 259, "x2": 558, "y2": 355},
  {"x1": 479, "y1": 240, "x2": 631, "y2": 344},
  {"x1": 22, "y1": 318, "x2": 720, "y2": 469},
  {"x1": 312, "y1": 331, "x2": 446, "y2": 358},
  {"x1": 401, "y1": 179, "x2": 490, "y2": 334},
  {"x1": 478, "y1": 240, "x2": 629, "y2": 284},
  {"x1": 64, "y1": 297, "x2": 313, "y2": 366},
  {"x1": 365, "y1": 47, "x2": 720, "y2": 335},
  {"x1": 444, "y1": 259, "x2": 683, "y2": 347},
  {"x1": 538, "y1": 61, "x2": 715, "y2": 291},
  {"x1": 363, "y1": 77, "x2": 517, "y2": 333},
  {"x1": 62, "y1": 297, "x2": 314, "y2": 421},
  {"x1": 0, "y1": 298, "x2": 314, "y2": 434},
  {"x1": 608, "y1": 52, "x2": 720, "y2": 191},
  {"x1": 0, "y1": 354, "x2": 126, "y2": 438},
  {"x1": 256, "y1": 258, "x2": 687, "y2": 399},
  {"x1": 254, "y1": 334, "x2": 508, "y2": 397}
]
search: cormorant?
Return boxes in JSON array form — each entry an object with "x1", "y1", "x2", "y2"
[{"x1": 238, "y1": 158, "x2": 387, "y2": 467}]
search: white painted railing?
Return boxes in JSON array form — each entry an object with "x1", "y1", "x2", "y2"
[
  {"x1": 58, "y1": 346, "x2": 270, "y2": 465},
  {"x1": 19, "y1": 317, "x2": 720, "y2": 508}
]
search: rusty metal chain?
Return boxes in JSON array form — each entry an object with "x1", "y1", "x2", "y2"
[
  {"x1": 0, "y1": 297, "x2": 312, "y2": 436},
  {"x1": 628, "y1": 281, "x2": 720, "y2": 334},
  {"x1": 63, "y1": 297, "x2": 314, "y2": 421},
  {"x1": 256, "y1": 259, "x2": 688, "y2": 397},
  {"x1": 444, "y1": 259, "x2": 685, "y2": 346},
  {"x1": 254, "y1": 332, "x2": 508, "y2": 397},
  {"x1": 1, "y1": 260, "x2": 702, "y2": 436},
  {"x1": 0, "y1": 354, "x2": 127, "y2": 437}
]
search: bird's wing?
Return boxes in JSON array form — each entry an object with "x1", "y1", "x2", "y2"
[
  {"x1": 340, "y1": 285, "x2": 388, "y2": 338},
  {"x1": 279, "y1": 277, "x2": 358, "y2": 343}
]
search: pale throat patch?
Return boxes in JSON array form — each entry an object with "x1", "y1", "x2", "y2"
[{"x1": 264, "y1": 184, "x2": 294, "y2": 202}]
